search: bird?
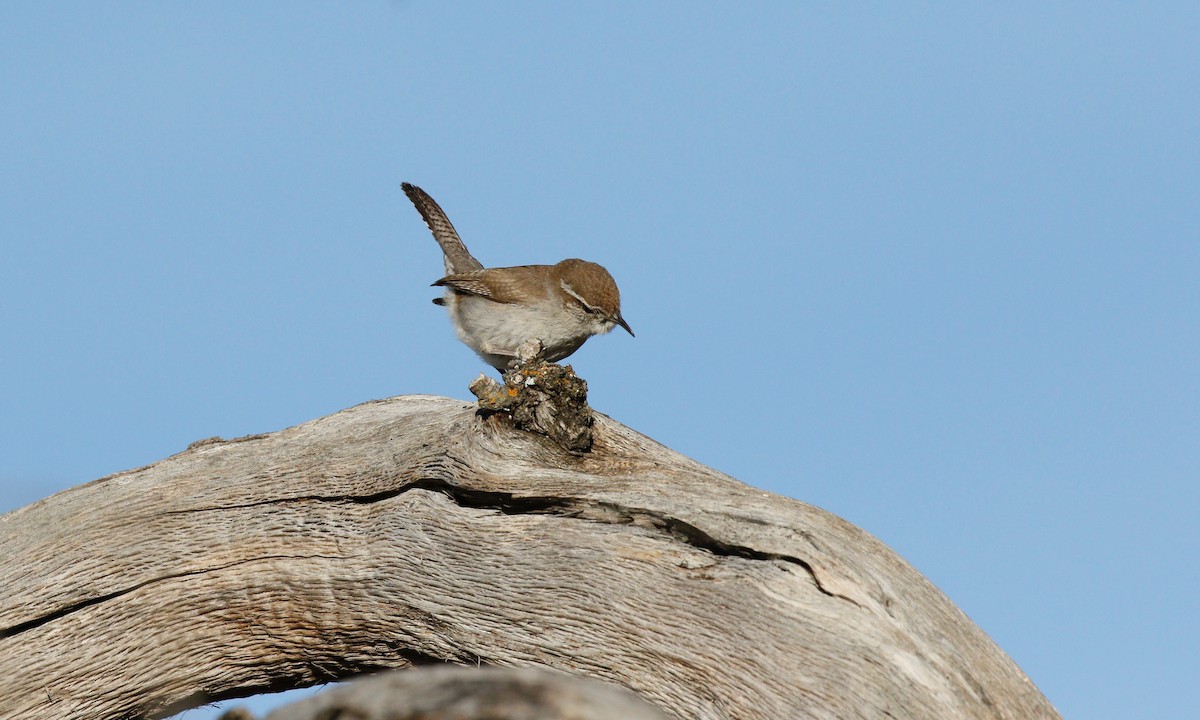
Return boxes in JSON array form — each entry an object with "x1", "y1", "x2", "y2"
[{"x1": 402, "y1": 183, "x2": 633, "y2": 372}]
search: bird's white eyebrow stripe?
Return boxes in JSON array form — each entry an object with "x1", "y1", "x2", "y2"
[{"x1": 560, "y1": 280, "x2": 596, "y2": 310}]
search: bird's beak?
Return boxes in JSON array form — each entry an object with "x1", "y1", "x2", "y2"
[{"x1": 616, "y1": 314, "x2": 634, "y2": 337}]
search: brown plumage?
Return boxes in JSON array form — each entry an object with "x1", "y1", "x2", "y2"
[{"x1": 403, "y1": 183, "x2": 633, "y2": 370}]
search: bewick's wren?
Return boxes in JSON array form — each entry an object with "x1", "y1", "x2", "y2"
[{"x1": 402, "y1": 183, "x2": 633, "y2": 371}]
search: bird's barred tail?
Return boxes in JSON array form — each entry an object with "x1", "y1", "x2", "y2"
[{"x1": 401, "y1": 183, "x2": 484, "y2": 275}]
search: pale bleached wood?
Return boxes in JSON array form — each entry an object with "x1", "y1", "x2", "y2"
[
  {"x1": 242, "y1": 665, "x2": 670, "y2": 720},
  {"x1": 0, "y1": 395, "x2": 1060, "y2": 720}
]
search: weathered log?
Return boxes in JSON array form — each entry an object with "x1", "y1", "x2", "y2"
[
  {"x1": 0, "y1": 395, "x2": 1059, "y2": 720},
  {"x1": 220, "y1": 665, "x2": 669, "y2": 720}
]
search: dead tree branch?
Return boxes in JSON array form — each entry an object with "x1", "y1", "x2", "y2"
[{"x1": 0, "y1": 395, "x2": 1059, "y2": 720}]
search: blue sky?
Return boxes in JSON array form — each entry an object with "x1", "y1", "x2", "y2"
[{"x1": 2, "y1": 3, "x2": 1197, "y2": 719}]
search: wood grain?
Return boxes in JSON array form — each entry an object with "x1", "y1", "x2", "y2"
[
  {"x1": 251, "y1": 665, "x2": 670, "y2": 720},
  {"x1": 0, "y1": 395, "x2": 1059, "y2": 720}
]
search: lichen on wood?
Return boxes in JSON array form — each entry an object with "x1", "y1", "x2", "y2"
[
  {"x1": 469, "y1": 339, "x2": 594, "y2": 453},
  {"x1": 0, "y1": 395, "x2": 1061, "y2": 720}
]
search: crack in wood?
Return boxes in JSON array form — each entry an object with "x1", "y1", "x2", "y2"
[
  {"x1": 165, "y1": 478, "x2": 855, "y2": 604},
  {"x1": 7, "y1": 479, "x2": 855, "y2": 644},
  {"x1": 0, "y1": 554, "x2": 344, "y2": 640},
  {"x1": 0, "y1": 394, "x2": 1061, "y2": 720}
]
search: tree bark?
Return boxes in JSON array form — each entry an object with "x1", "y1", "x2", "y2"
[{"x1": 0, "y1": 395, "x2": 1060, "y2": 720}]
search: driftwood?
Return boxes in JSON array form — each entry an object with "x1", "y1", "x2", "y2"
[
  {"x1": 0, "y1": 395, "x2": 1060, "y2": 720},
  {"x1": 221, "y1": 665, "x2": 670, "y2": 720}
]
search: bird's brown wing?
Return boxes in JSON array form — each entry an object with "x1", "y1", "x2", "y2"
[{"x1": 433, "y1": 266, "x2": 553, "y2": 305}]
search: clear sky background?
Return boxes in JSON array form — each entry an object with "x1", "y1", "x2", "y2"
[{"x1": 2, "y1": 3, "x2": 1196, "y2": 719}]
